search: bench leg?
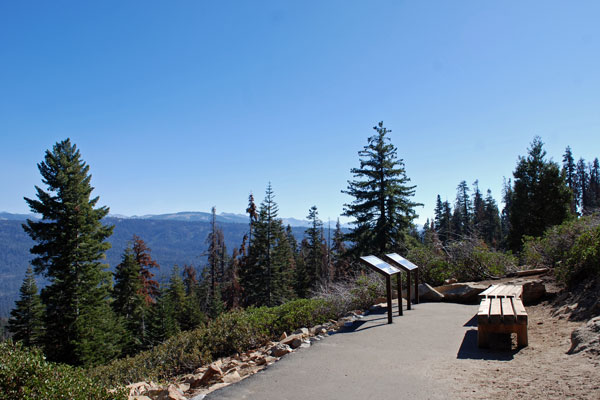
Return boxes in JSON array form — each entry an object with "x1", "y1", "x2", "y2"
[
  {"x1": 516, "y1": 324, "x2": 528, "y2": 347},
  {"x1": 478, "y1": 325, "x2": 490, "y2": 348}
]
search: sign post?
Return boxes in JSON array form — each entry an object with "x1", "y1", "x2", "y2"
[
  {"x1": 359, "y1": 255, "x2": 402, "y2": 323},
  {"x1": 383, "y1": 253, "x2": 420, "y2": 308}
]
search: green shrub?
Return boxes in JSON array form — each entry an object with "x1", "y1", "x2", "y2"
[
  {"x1": 406, "y1": 244, "x2": 451, "y2": 286},
  {"x1": 90, "y1": 298, "x2": 336, "y2": 387},
  {"x1": 560, "y1": 225, "x2": 600, "y2": 286},
  {"x1": 0, "y1": 340, "x2": 126, "y2": 400}
]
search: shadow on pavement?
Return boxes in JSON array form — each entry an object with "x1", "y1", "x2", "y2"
[
  {"x1": 456, "y1": 329, "x2": 518, "y2": 361},
  {"x1": 463, "y1": 315, "x2": 478, "y2": 327}
]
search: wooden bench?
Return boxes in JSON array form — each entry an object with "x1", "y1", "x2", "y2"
[{"x1": 477, "y1": 285, "x2": 528, "y2": 348}]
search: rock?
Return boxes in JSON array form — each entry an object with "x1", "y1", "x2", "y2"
[
  {"x1": 177, "y1": 383, "x2": 190, "y2": 393},
  {"x1": 521, "y1": 280, "x2": 547, "y2": 305},
  {"x1": 413, "y1": 283, "x2": 445, "y2": 302},
  {"x1": 293, "y1": 327, "x2": 309, "y2": 336},
  {"x1": 189, "y1": 395, "x2": 206, "y2": 400},
  {"x1": 191, "y1": 363, "x2": 223, "y2": 388},
  {"x1": 568, "y1": 316, "x2": 600, "y2": 355},
  {"x1": 127, "y1": 382, "x2": 153, "y2": 396},
  {"x1": 281, "y1": 333, "x2": 303, "y2": 349},
  {"x1": 444, "y1": 278, "x2": 458, "y2": 284},
  {"x1": 222, "y1": 370, "x2": 242, "y2": 384},
  {"x1": 131, "y1": 396, "x2": 152, "y2": 400},
  {"x1": 279, "y1": 332, "x2": 287, "y2": 340},
  {"x1": 270, "y1": 343, "x2": 292, "y2": 357},
  {"x1": 434, "y1": 282, "x2": 487, "y2": 303}
]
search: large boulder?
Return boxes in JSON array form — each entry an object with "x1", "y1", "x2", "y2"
[
  {"x1": 408, "y1": 283, "x2": 444, "y2": 302},
  {"x1": 521, "y1": 280, "x2": 547, "y2": 305},
  {"x1": 434, "y1": 282, "x2": 487, "y2": 304},
  {"x1": 568, "y1": 316, "x2": 600, "y2": 355}
]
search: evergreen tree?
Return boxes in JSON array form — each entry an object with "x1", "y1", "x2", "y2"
[
  {"x1": 481, "y1": 189, "x2": 502, "y2": 247},
  {"x1": 240, "y1": 183, "x2": 292, "y2": 306},
  {"x1": 147, "y1": 284, "x2": 178, "y2": 345},
  {"x1": 206, "y1": 207, "x2": 226, "y2": 311},
  {"x1": 576, "y1": 158, "x2": 590, "y2": 214},
  {"x1": 508, "y1": 137, "x2": 572, "y2": 251},
  {"x1": 500, "y1": 177, "x2": 513, "y2": 246},
  {"x1": 562, "y1": 146, "x2": 578, "y2": 214},
  {"x1": 181, "y1": 265, "x2": 206, "y2": 329},
  {"x1": 331, "y1": 219, "x2": 351, "y2": 281},
  {"x1": 112, "y1": 246, "x2": 146, "y2": 355},
  {"x1": 22, "y1": 139, "x2": 119, "y2": 366},
  {"x1": 471, "y1": 180, "x2": 485, "y2": 233},
  {"x1": 589, "y1": 158, "x2": 600, "y2": 211},
  {"x1": 8, "y1": 266, "x2": 45, "y2": 347},
  {"x1": 301, "y1": 206, "x2": 326, "y2": 291},
  {"x1": 452, "y1": 180, "x2": 472, "y2": 237},
  {"x1": 342, "y1": 122, "x2": 421, "y2": 256},
  {"x1": 132, "y1": 236, "x2": 160, "y2": 306}
]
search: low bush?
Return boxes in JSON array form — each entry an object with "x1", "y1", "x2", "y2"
[
  {"x1": 523, "y1": 214, "x2": 600, "y2": 270},
  {"x1": 90, "y1": 298, "x2": 337, "y2": 387},
  {"x1": 0, "y1": 340, "x2": 126, "y2": 400},
  {"x1": 314, "y1": 273, "x2": 385, "y2": 317}
]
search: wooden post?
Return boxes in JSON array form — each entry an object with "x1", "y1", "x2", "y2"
[
  {"x1": 406, "y1": 270, "x2": 412, "y2": 310},
  {"x1": 414, "y1": 269, "x2": 419, "y2": 304},
  {"x1": 397, "y1": 271, "x2": 403, "y2": 316},
  {"x1": 386, "y1": 275, "x2": 393, "y2": 324}
]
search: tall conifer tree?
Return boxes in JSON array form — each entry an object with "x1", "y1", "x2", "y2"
[
  {"x1": 22, "y1": 139, "x2": 119, "y2": 366},
  {"x1": 508, "y1": 137, "x2": 572, "y2": 251},
  {"x1": 342, "y1": 122, "x2": 420, "y2": 255},
  {"x1": 8, "y1": 266, "x2": 45, "y2": 347}
]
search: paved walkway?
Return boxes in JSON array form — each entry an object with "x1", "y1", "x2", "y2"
[{"x1": 206, "y1": 301, "x2": 478, "y2": 400}]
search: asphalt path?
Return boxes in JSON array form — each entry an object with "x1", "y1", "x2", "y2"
[{"x1": 206, "y1": 301, "x2": 478, "y2": 400}]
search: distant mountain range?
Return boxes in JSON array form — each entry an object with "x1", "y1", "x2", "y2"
[
  {"x1": 2, "y1": 211, "x2": 350, "y2": 228},
  {"x1": 0, "y1": 211, "x2": 350, "y2": 318}
]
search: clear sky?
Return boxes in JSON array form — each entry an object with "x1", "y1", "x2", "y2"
[{"x1": 1, "y1": 1, "x2": 599, "y2": 225}]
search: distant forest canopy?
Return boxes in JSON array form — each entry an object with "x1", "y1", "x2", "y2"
[{"x1": 0, "y1": 217, "x2": 312, "y2": 318}]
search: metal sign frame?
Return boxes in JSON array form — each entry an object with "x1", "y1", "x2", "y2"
[
  {"x1": 359, "y1": 255, "x2": 403, "y2": 323},
  {"x1": 383, "y1": 253, "x2": 420, "y2": 309}
]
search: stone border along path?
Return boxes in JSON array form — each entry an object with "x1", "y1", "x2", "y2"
[{"x1": 203, "y1": 301, "x2": 478, "y2": 400}]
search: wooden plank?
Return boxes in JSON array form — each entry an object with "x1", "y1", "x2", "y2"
[
  {"x1": 489, "y1": 298, "x2": 502, "y2": 324},
  {"x1": 479, "y1": 285, "x2": 496, "y2": 298},
  {"x1": 477, "y1": 298, "x2": 491, "y2": 324},
  {"x1": 512, "y1": 298, "x2": 528, "y2": 323},
  {"x1": 501, "y1": 297, "x2": 516, "y2": 323}
]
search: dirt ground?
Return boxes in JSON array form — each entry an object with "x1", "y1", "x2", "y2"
[{"x1": 439, "y1": 300, "x2": 600, "y2": 399}]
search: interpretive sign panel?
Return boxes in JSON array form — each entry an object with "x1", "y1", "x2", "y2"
[
  {"x1": 359, "y1": 255, "x2": 403, "y2": 323},
  {"x1": 360, "y1": 255, "x2": 401, "y2": 276},
  {"x1": 383, "y1": 253, "x2": 420, "y2": 307},
  {"x1": 383, "y1": 253, "x2": 418, "y2": 271}
]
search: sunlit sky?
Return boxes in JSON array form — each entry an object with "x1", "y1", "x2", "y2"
[{"x1": 2, "y1": 1, "x2": 599, "y2": 225}]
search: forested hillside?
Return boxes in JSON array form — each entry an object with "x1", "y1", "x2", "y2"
[{"x1": 0, "y1": 217, "x2": 308, "y2": 317}]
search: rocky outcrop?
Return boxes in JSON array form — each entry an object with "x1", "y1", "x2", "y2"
[
  {"x1": 568, "y1": 316, "x2": 600, "y2": 355},
  {"x1": 415, "y1": 283, "x2": 445, "y2": 302},
  {"x1": 435, "y1": 282, "x2": 488, "y2": 304}
]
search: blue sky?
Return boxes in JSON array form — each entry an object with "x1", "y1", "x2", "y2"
[{"x1": 1, "y1": 1, "x2": 599, "y2": 225}]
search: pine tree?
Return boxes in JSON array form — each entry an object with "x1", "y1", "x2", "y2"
[
  {"x1": 482, "y1": 189, "x2": 502, "y2": 247},
  {"x1": 331, "y1": 219, "x2": 351, "y2": 281},
  {"x1": 147, "y1": 284, "x2": 179, "y2": 345},
  {"x1": 206, "y1": 207, "x2": 226, "y2": 311},
  {"x1": 181, "y1": 265, "x2": 206, "y2": 329},
  {"x1": 588, "y1": 158, "x2": 600, "y2": 211},
  {"x1": 302, "y1": 206, "x2": 326, "y2": 291},
  {"x1": 576, "y1": 158, "x2": 590, "y2": 214},
  {"x1": 508, "y1": 137, "x2": 572, "y2": 251},
  {"x1": 22, "y1": 139, "x2": 119, "y2": 366},
  {"x1": 562, "y1": 146, "x2": 578, "y2": 214},
  {"x1": 240, "y1": 183, "x2": 292, "y2": 306},
  {"x1": 132, "y1": 236, "x2": 160, "y2": 306},
  {"x1": 500, "y1": 177, "x2": 512, "y2": 246},
  {"x1": 342, "y1": 122, "x2": 421, "y2": 256},
  {"x1": 452, "y1": 180, "x2": 472, "y2": 237},
  {"x1": 112, "y1": 246, "x2": 146, "y2": 355},
  {"x1": 8, "y1": 266, "x2": 45, "y2": 347},
  {"x1": 471, "y1": 180, "x2": 485, "y2": 234}
]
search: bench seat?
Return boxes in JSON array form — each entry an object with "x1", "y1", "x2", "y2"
[{"x1": 477, "y1": 295, "x2": 528, "y2": 348}]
